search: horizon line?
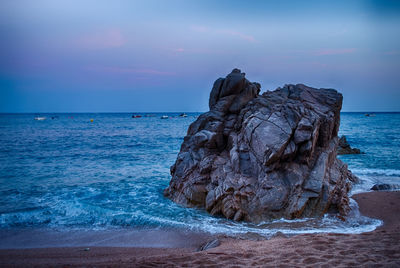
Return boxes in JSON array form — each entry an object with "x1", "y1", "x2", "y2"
[{"x1": 1, "y1": 111, "x2": 400, "y2": 114}]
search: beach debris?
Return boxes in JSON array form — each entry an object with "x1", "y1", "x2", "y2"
[
  {"x1": 337, "y1": 136, "x2": 364, "y2": 155},
  {"x1": 165, "y1": 69, "x2": 358, "y2": 222},
  {"x1": 371, "y1": 184, "x2": 400, "y2": 191},
  {"x1": 197, "y1": 239, "x2": 220, "y2": 251}
]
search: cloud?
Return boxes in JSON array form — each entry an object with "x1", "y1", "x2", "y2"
[
  {"x1": 170, "y1": 47, "x2": 232, "y2": 55},
  {"x1": 76, "y1": 29, "x2": 125, "y2": 49},
  {"x1": 191, "y1": 25, "x2": 256, "y2": 42},
  {"x1": 309, "y1": 61, "x2": 328, "y2": 67},
  {"x1": 191, "y1": 25, "x2": 208, "y2": 33},
  {"x1": 216, "y1": 29, "x2": 256, "y2": 42},
  {"x1": 384, "y1": 50, "x2": 400, "y2": 55},
  {"x1": 315, "y1": 48, "x2": 356, "y2": 56},
  {"x1": 86, "y1": 66, "x2": 175, "y2": 76}
]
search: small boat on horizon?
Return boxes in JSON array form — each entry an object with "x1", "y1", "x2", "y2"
[
  {"x1": 160, "y1": 115, "x2": 169, "y2": 119},
  {"x1": 179, "y1": 113, "x2": 188, "y2": 117},
  {"x1": 365, "y1": 113, "x2": 376, "y2": 117},
  {"x1": 132, "y1": 115, "x2": 142, "y2": 118},
  {"x1": 34, "y1": 117, "x2": 46, "y2": 121}
]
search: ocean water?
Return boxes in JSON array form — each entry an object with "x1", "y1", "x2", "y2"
[
  {"x1": 0, "y1": 112, "x2": 399, "y2": 244},
  {"x1": 338, "y1": 113, "x2": 400, "y2": 193}
]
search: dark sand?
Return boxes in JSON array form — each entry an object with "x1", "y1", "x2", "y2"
[{"x1": 1, "y1": 191, "x2": 399, "y2": 267}]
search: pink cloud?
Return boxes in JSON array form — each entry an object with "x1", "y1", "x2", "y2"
[
  {"x1": 309, "y1": 61, "x2": 328, "y2": 67},
  {"x1": 384, "y1": 50, "x2": 400, "y2": 56},
  {"x1": 191, "y1": 25, "x2": 256, "y2": 42},
  {"x1": 169, "y1": 47, "x2": 234, "y2": 55},
  {"x1": 76, "y1": 29, "x2": 125, "y2": 49},
  {"x1": 217, "y1": 29, "x2": 256, "y2": 42},
  {"x1": 191, "y1": 25, "x2": 208, "y2": 33},
  {"x1": 315, "y1": 48, "x2": 356, "y2": 56},
  {"x1": 86, "y1": 66, "x2": 175, "y2": 76}
]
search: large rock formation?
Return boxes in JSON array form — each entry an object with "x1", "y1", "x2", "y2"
[{"x1": 164, "y1": 69, "x2": 358, "y2": 222}]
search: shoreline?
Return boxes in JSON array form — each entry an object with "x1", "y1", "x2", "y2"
[
  {"x1": 0, "y1": 228, "x2": 214, "y2": 250},
  {"x1": 0, "y1": 191, "x2": 399, "y2": 267}
]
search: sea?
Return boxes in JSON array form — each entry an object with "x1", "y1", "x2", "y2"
[{"x1": 0, "y1": 112, "x2": 399, "y2": 248}]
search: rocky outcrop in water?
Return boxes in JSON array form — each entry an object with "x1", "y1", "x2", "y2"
[
  {"x1": 371, "y1": 184, "x2": 400, "y2": 191},
  {"x1": 164, "y1": 69, "x2": 358, "y2": 222},
  {"x1": 337, "y1": 136, "x2": 363, "y2": 155}
]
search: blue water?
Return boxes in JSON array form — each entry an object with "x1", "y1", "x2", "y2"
[
  {"x1": 338, "y1": 113, "x2": 400, "y2": 193},
  {"x1": 0, "y1": 112, "x2": 399, "y2": 238}
]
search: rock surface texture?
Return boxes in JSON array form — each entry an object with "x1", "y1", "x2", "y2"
[
  {"x1": 164, "y1": 69, "x2": 358, "y2": 222},
  {"x1": 371, "y1": 184, "x2": 400, "y2": 191},
  {"x1": 337, "y1": 136, "x2": 363, "y2": 155}
]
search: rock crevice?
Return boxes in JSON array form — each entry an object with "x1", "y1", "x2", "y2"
[{"x1": 164, "y1": 69, "x2": 358, "y2": 222}]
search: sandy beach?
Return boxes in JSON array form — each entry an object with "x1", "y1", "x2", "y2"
[{"x1": 0, "y1": 191, "x2": 398, "y2": 267}]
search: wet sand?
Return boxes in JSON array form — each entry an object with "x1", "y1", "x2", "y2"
[{"x1": 1, "y1": 191, "x2": 399, "y2": 267}]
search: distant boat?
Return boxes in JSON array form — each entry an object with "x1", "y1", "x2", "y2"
[
  {"x1": 160, "y1": 115, "x2": 169, "y2": 119},
  {"x1": 34, "y1": 117, "x2": 46, "y2": 121},
  {"x1": 179, "y1": 113, "x2": 188, "y2": 118},
  {"x1": 132, "y1": 115, "x2": 142, "y2": 118},
  {"x1": 365, "y1": 113, "x2": 376, "y2": 117}
]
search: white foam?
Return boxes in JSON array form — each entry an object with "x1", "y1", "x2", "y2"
[
  {"x1": 133, "y1": 198, "x2": 383, "y2": 238},
  {"x1": 351, "y1": 168, "x2": 400, "y2": 177}
]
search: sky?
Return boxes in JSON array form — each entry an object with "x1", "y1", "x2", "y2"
[{"x1": 1, "y1": 0, "x2": 400, "y2": 112}]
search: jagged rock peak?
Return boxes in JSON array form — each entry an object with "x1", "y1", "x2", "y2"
[
  {"x1": 164, "y1": 69, "x2": 358, "y2": 223},
  {"x1": 208, "y1": 68, "x2": 260, "y2": 113}
]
